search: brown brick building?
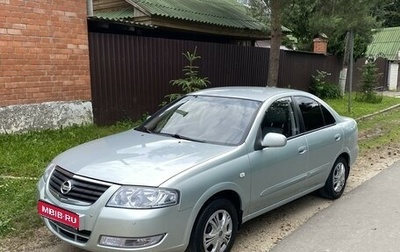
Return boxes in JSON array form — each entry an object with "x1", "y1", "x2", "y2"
[{"x1": 0, "y1": 0, "x2": 92, "y2": 133}]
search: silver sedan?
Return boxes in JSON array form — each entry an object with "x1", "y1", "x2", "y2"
[{"x1": 37, "y1": 86, "x2": 358, "y2": 252}]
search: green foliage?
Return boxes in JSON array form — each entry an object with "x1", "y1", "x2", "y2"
[
  {"x1": 282, "y1": 0, "x2": 381, "y2": 59},
  {"x1": 373, "y1": 0, "x2": 400, "y2": 27},
  {"x1": 326, "y1": 17, "x2": 378, "y2": 60},
  {"x1": 310, "y1": 70, "x2": 342, "y2": 99},
  {"x1": 165, "y1": 47, "x2": 210, "y2": 104},
  {"x1": 355, "y1": 61, "x2": 383, "y2": 103},
  {"x1": 281, "y1": 0, "x2": 316, "y2": 51}
]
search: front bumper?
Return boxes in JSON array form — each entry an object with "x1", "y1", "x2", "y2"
[{"x1": 36, "y1": 177, "x2": 191, "y2": 252}]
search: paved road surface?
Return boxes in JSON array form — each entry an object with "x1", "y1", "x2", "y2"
[{"x1": 271, "y1": 161, "x2": 400, "y2": 252}]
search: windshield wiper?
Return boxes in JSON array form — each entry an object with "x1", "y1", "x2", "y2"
[
  {"x1": 136, "y1": 126, "x2": 153, "y2": 133},
  {"x1": 161, "y1": 133, "x2": 205, "y2": 143}
]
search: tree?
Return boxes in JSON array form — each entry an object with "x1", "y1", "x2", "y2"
[
  {"x1": 282, "y1": 0, "x2": 317, "y2": 51},
  {"x1": 266, "y1": 0, "x2": 282, "y2": 86},
  {"x1": 373, "y1": 0, "x2": 400, "y2": 27},
  {"x1": 250, "y1": 0, "x2": 292, "y2": 87},
  {"x1": 355, "y1": 60, "x2": 383, "y2": 103},
  {"x1": 281, "y1": 0, "x2": 381, "y2": 60},
  {"x1": 164, "y1": 47, "x2": 210, "y2": 105},
  {"x1": 311, "y1": 0, "x2": 380, "y2": 59},
  {"x1": 249, "y1": 0, "x2": 381, "y2": 87}
]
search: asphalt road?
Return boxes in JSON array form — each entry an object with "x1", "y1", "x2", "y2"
[{"x1": 271, "y1": 160, "x2": 400, "y2": 252}]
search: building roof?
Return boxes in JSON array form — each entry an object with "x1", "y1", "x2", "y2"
[
  {"x1": 126, "y1": 0, "x2": 264, "y2": 31},
  {"x1": 95, "y1": 7, "x2": 135, "y2": 19},
  {"x1": 92, "y1": 0, "x2": 290, "y2": 39},
  {"x1": 89, "y1": 8, "x2": 157, "y2": 28},
  {"x1": 366, "y1": 26, "x2": 400, "y2": 61}
]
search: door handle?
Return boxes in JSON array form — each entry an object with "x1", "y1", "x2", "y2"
[
  {"x1": 298, "y1": 146, "x2": 307, "y2": 155},
  {"x1": 335, "y1": 134, "x2": 341, "y2": 141}
]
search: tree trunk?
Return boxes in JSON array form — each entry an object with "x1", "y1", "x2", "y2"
[
  {"x1": 267, "y1": 0, "x2": 283, "y2": 87},
  {"x1": 339, "y1": 67, "x2": 347, "y2": 95}
]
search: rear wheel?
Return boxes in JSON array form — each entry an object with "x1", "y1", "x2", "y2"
[
  {"x1": 186, "y1": 199, "x2": 238, "y2": 252},
  {"x1": 319, "y1": 157, "x2": 349, "y2": 199}
]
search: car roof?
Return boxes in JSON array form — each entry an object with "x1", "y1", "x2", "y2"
[{"x1": 190, "y1": 86, "x2": 309, "y2": 102}]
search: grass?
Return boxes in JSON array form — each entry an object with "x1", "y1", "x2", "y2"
[
  {"x1": 325, "y1": 93, "x2": 400, "y2": 119},
  {"x1": 0, "y1": 178, "x2": 39, "y2": 236},
  {"x1": 0, "y1": 95, "x2": 399, "y2": 239},
  {"x1": 0, "y1": 122, "x2": 135, "y2": 178},
  {"x1": 327, "y1": 94, "x2": 400, "y2": 150},
  {"x1": 355, "y1": 107, "x2": 400, "y2": 150},
  {"x1": 0, "y1": 122, "x2": 134, "y2": 237}
]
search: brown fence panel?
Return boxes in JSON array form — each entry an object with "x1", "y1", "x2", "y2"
[
  {"x1": 89, "y1": 33, "x2": 185, "y2": 124},
  {"x1": 278, "y1": 50, "x2": 342, "y2": 90},
  {"x1": 89, "y1": 32, "x2": 270, "y2": 125},
  {"x1": 89, "y1": 32, "x2": 387, "y2": 125}
]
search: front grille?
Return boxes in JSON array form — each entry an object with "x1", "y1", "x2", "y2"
[
  {"x1": 49, "y1": 220, "x2": 91, "y2": 243},
  {"x1": 49, "y1": 166, "x2": 111, "y2": 205}
]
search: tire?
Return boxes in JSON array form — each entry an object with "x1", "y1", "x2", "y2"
[
  {"x1": 319, "y1": 157, "x2": 349, "y2": 199},
  {"x1": 186, "y1": 199, "x2": 238, "y2": 252}
]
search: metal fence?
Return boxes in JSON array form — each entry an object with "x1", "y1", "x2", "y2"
[
  {"x1": 278, "y1": 50, "x2": 341, "y2": 90},
  {"x1": 88, "y1": 32, "x2": 387, "y2": 125},
  {"x1": 350, "y1": 57, "x2": 388, "y2": 91}
]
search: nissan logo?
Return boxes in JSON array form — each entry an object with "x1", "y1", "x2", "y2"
[{"x1": 60, "y1": 180, "x2": 72, "y2": 195}]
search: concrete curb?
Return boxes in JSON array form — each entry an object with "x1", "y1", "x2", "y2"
[{"x1": 356, "y1": 103, "x2": 400, "y2": 121}]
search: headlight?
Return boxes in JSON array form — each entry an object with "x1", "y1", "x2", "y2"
[
  {"x1": 42, "y1": 163, "x2": 56, "y2": 182},
  {"x1": 107, "y1": 186, "x2": 179, "y2": 209}
]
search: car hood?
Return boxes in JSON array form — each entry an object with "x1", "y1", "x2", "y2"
[{"x1": 53, "y1": 130, "x2": 234, "y2": 186}]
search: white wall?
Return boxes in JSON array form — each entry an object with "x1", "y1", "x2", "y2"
[{"x1": 388, "y1": 62, "x2": 399, "y2": 91}]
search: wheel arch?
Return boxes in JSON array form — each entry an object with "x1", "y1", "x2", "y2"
[
  {"x1": 184, "y1": 190, "x2": 243, "y2": 252},
  {"x1": 201, "y1": 190, "x2": 243, "y2": 228},
  {"x1": 337, "y1": 152, "x2": 351, "y2": 178}
]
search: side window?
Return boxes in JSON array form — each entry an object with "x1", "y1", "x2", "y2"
[
  {"x1": 261, "y1": 97, "x2": 298, "y2": 138},
  {"x1": 322, "y1": 105, "x2": 336, "y2": 125},
  {"x1": 294, "y1": 96, "x2": 336, "y2": 131}
]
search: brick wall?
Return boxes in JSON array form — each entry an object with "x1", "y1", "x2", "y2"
[
  {"x1": 0, "y1": 0, "x2": 91, "y2": 107},
  {"x1": 313, "y1": 38, "x2": 328, "y2": 55}
]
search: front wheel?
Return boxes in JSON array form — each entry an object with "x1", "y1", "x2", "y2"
[
  {"x1": 319, "y1": 157, "x2": 349, "y2": 199},
  {"x1": 186, "y1": 199, "x2": 238, "y2": 252}
]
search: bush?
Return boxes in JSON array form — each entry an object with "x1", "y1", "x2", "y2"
[
  {"x1": 310, "y1": 70, "x2": 342, "y2": 99},
  {"x1": 355, "y1": 91, "x2": 383, "y2": 103}
]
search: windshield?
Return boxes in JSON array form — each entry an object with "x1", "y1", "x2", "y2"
[{"x1": 137, "y1": 95, "x2": 261, "y2": 146}]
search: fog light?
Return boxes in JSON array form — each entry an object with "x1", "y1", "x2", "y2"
[{"x1": 99, "y1": 234, "x2": 165, "y2": 248}]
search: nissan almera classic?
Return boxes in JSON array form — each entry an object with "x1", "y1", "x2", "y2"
[{"x1": 37, "y1": 86, "x2": 358, "y2": 252}]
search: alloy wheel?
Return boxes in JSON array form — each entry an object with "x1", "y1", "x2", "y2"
[{"x1": 202, "y1": 209, "x2": 233, "y2": 252}]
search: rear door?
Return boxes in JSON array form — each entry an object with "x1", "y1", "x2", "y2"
[{"x1": 294, "y1": 96, "x2": 344, "y2": 187}]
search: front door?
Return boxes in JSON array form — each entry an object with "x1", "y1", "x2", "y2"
[{"x1": 248, "y1": 97, "x2": 309, "y2": 214}]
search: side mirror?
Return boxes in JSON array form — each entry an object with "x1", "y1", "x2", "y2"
[{"x1": 261, "y1": 132, "x2": 287, "y2": 148}]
